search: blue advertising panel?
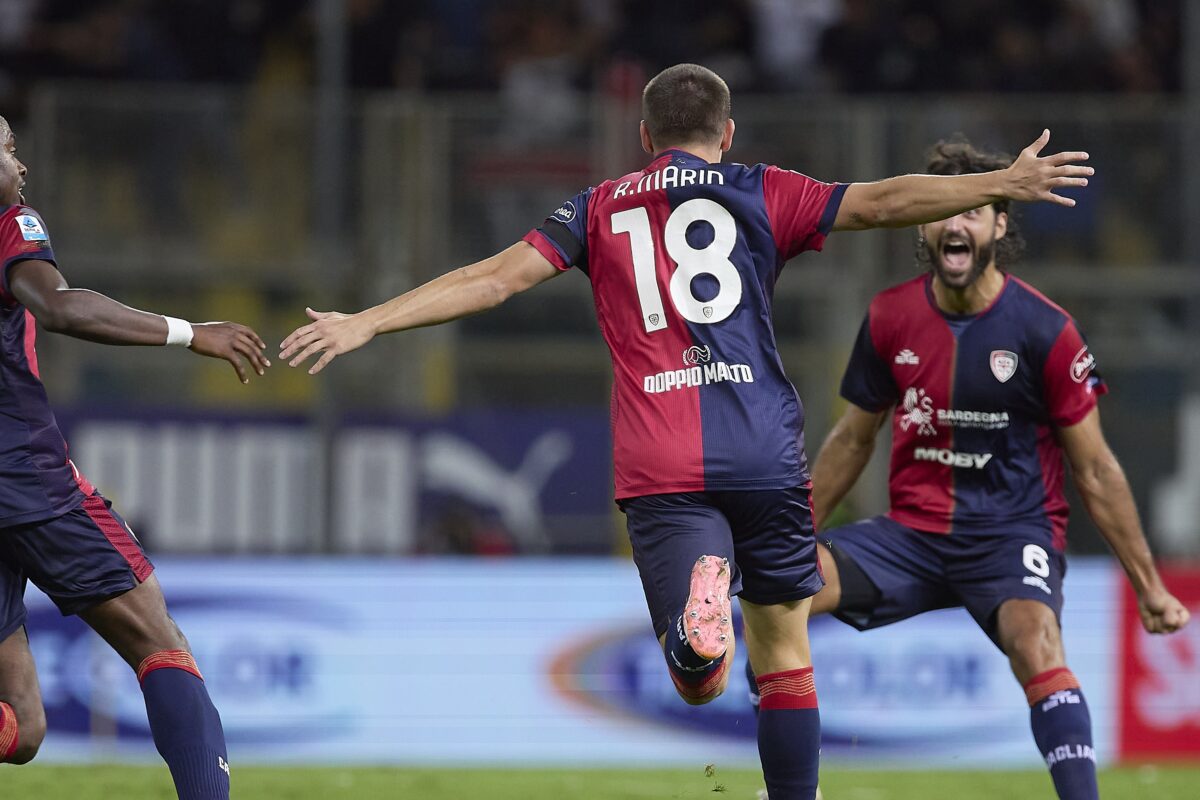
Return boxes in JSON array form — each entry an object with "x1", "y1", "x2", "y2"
[
  {"x1": 54, "y1": 409, "x2": 613, "y2": 555},
  {"x1": 23, "y1": 558, "x2": 1117, "y2": 767}
]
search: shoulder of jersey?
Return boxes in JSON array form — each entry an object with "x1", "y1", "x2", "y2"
[
  {"x1": 1006, "y1": 275, "x2": 1072, "y2": 321},
  {"x1": 3, "y1": 205, "x2": 44, "y2": 223},
  {"x1": 869, "y1": 274, "x2": 928, "y2": 317}
]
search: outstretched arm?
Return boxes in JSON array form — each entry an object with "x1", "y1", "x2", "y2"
[
  {"x1": 280, "y1": 241, "x2": 561, "y2": 374},
  {"x1": 833, "y1": 129, "x2": 1092, "y2": 231},
  {"x1": 1058, "y1": 408, "x2": 1190, "y2": 634},
  {"x1": 810, "y1": 403, "x2": 888, "y2": 530},
  {"x1": 9, "y1": 259, "x2": 269, "y2": 384}
]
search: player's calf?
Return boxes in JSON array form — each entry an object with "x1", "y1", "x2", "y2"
[
  {"x1": 138, "y1": 649, "x2": 231, "y2": 800},
  {"x1": 666, "y1": 555, "x2": 733, "y2": 705},
  {"x1": 81, "y1": 579, "x2": 230, "y2": 799}
]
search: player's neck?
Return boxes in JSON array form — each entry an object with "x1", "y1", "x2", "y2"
[
  {"x1": 654, "y1": 143, "x2": 722, "y2": 164},
  {"x1": 932, "y1": 265, "x2": 1005, "y2": 315}
]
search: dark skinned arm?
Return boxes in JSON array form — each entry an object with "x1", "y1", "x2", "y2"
[{"x1": 8, "y1": 258, "x2": 270, "y2": 383}]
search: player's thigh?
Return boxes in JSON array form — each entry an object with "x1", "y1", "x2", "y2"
[
  {"x1": 716, "y1": 486, "x2": 823, "y2": 607},
  {"x1": 0, "y1": 626, "x2": 46, "y2": 756},
  {"x1": 809, "y1": 543, "x2": 840, "y2": 617},
  {"x1": 2, "y1": 497, "x2": 180, "y2": 669},
  {"x1": 79, "y1": 574, "x2": 188, "y2": 670},
  {"x1": 820, "y1": 515, "x2": 957, "y2": 630},
  {"x1": 947, "y1": 531, "x2": 1065, "y2": 651},
  {"x1": 621, "y1": 492, "x2": 738, "y2": 641}
]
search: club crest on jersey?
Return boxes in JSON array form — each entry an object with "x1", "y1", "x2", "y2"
[
  {"x1": 552, "y1": 201, "x2": 576, "y2": 223},
  {"x1": 899, "y1": 387, "x2": 936, "y2": 436},
  {"x1": 990, "y1": 350, "x2": 1018, "y2": 383},
  {"x1": 1070, "y1": 346, "x2": 1096, "y2": 383},
  {"x1": 894, "y1": 349, "x2": 920, "y2": 365},
  {"x1": 15, "y1": 214, "x2": 48, "y2": 242},
  {"x1": 682, "y1": 345, "x2": 711, "y2": 365}
]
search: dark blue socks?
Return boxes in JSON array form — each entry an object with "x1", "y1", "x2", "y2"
[
  {"x1": 1025, "y1": 668, "x2": 1098, "y2": 800},
  {"x1": 138, "y1": 650, "x2": 230, "y2": 800},
  {"x1": 665, "y1": 613, "x2": 728, "y2": 700},
  {"x1": 756, "y1": 668, "x2": 820, "y2": 800}
]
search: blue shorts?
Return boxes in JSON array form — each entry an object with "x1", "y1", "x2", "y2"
[
  {"x1": 0, "y1": 494, "x2": 154, "y2": 642},
  {"x1": 620, "y1": 486, "x2": 824, "y2": 640},
  {"x1": 824, "y1": 515, "x2": 1065, "y2": 646}
]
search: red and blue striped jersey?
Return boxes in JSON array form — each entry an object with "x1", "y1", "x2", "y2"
[
  {"x1": 523, "y1": 149, "x2": 845, "y2": 499},
  {"x1": 0, "y1": 204, "x2": 95, "y2": 525},
  {"x1": 840, "y1": 274, "x2": 1106, "y2": 549}
]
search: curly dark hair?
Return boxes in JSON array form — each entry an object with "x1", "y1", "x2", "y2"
[{"x1": 915, "y1": 136, "x2": 1026, "y2": 269}]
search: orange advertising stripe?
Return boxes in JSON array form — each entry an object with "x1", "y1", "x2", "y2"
[{"x1": 137, "y1": 649, "x2": 203, "y2": 683}]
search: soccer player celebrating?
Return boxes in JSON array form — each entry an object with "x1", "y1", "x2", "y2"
[
  {"x1": 0, "y1": 116, "x2": 269, "y2": 798},
  {"x1": 747, "y1": 139, "x2": 1190, "y2": 800},
  {"x1": 280, "y1": 65, "x2": 1092, "y2": 800}
]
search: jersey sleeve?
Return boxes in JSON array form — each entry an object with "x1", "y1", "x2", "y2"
[
  {"x1": 521, "y1": 187, "x2": 594, "y2": 273},
  {"x1": 0, "y1": 207, "x2": 57, "y2": 304},
  {"x1": 839, "y1": 312, "x2": 901, "y2": 412},
  {"x1": 1043, "y1": 318, "x2": 1108, "y2": 427},
  {"x1": 762, "y1": 165, "x2": 847, "y2": 261}
]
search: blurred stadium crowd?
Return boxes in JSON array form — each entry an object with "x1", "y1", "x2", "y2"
[{"x1": 0, "y1": 0, "x2": 1184, "y2": 122}]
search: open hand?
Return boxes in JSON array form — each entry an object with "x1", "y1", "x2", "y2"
[
  {"x1": 1138, "y1": 586, "x2": 1191, "y2": 634},
  {"x1": 279, "y1": 307, "x2": 375, "y2": 374},
  {"x1": 188, "y1": 321, "x2": 270, "y2": 384},
  {"x1": 1005, "y1": 129, "x2": 1093, "y2": 207}
]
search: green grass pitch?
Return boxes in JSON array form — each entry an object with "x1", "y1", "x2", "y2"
[{"x1": 1, "y1": 765, "x2": 1197, "y2": 799}]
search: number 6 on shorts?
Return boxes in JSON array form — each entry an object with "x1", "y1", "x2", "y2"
[{"x1": 1022, "y1": 543, "x2": 1051, "y2": 578}]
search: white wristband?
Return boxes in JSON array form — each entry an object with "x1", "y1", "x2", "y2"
[{"x1": 163, "y1": 316, "x2": 194, "y2": 347}]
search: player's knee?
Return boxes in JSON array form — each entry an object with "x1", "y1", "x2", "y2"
[
  {"x1": 7, "y1": 705, "x2": 46, "y2": 764},
  {"x1": 1007, "y1": 621, "x2": 1063, "y2": 674}
]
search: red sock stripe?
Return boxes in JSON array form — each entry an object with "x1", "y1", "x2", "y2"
[
  {"x1": 670, "y1": 656, "x2": 730, "y2": 700},
  {"x1": 0, "y1": 701, "x2": 18, "y2": 761},
  {"x1": 137, "y1": 650, "x2": 203, "y2": 684},
  {"x1": 1023, "y1": 667, "x2": 1080, "y2": 706},
  {"x1": 757, "y1": 667, "x2": 818, "y2": 710},
  {"x1": 82, "y1": 496, "x2": 152, "y2": 582}
]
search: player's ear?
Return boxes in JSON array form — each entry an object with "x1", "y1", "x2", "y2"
[
  {"x1": 639, "y1": 121, "x2": 654, "y2": 155},
  {"x1": 720, "y1": 118, "x2": 735, "y2": 153},
  {"x1": 995, "y1": 210, "x2": 1008, "y2": 240}
]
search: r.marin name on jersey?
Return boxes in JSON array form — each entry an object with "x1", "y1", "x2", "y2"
[{"x1": 523, "y1": 150, "x2": 845, "y2": 499}]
